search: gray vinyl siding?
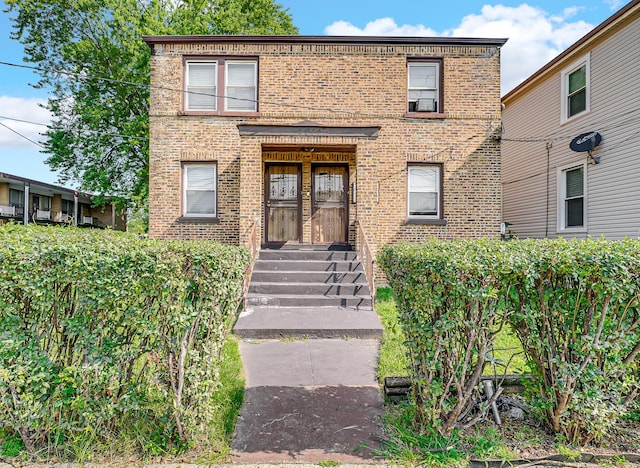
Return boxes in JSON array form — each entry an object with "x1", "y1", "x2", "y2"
[{"x1": 502, "y1": 9, "x2": 640, "y2": 240}]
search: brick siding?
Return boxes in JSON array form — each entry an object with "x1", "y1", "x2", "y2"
[{"x1": 147, "y1": 37, "x2": 503, "y2": 259}]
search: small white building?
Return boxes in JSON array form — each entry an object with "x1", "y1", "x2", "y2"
[{"x1": 501, "y1": 0, "x2": 640, "y2": 239}]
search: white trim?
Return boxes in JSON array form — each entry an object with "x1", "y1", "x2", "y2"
[
  {"x1": 185, "y1": 60, "x2": 218, "y2": 111},
  {"x1": 560, "y1": 53, "x2": 590, "y2": 124},
  {"x1": 407, "y1": 62, "x2": 440, "y2": 112},
  {"x1": 407, "y1": 164, "x2": 441, "y2": 219},
  {"x1": 182, "y1": 163, "x2": 217, "y2": 217},
  {"x1": 224, "y1": 60, "x2": 257, "y2": 112},
  {"x1": 557, "y1": 161, "x2": 587, "y2": 233}
]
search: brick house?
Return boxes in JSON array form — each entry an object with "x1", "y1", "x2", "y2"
[{"x1": 144, "y1": 35, "x2": 506, "y2": 283}]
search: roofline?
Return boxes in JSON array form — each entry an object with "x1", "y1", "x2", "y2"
[
  {"x1": 143, "y1": 34, "x2": 508, "y2": 48},
  {"x1": 502, "y1": 0, "x2": 640, "y2": 103},
  {"x1": 0, "y1": 171, "x2": 94, "y2": 201}
]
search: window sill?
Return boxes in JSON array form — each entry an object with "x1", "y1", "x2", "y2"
[
  {"x1": 404, "y1": 218, "x2": 448, "y2": 225},
  {"x1": 557, "y1": 227, "x2": 587, "y2": 234},
  {"x1": 177, "y1": 216, "x2": 220, "y2": 223},
  {"x1": 178, "y1": 110, "x2": 260, "y2": 117},
  {"x1": 404, "y1": 112, "x2": 447, "y2": 119}
]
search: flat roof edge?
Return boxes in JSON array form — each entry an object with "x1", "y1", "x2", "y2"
[{"x1": 143, "y1": 34, "x2": 508, "y2": 47}]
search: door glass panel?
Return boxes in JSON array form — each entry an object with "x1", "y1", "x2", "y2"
[
  {"x1": 312, "y1": 166, "x2": 346, "y2": 244},
  {"x1": 267, "y1": 165, "x2": 299, "y2": 243}
]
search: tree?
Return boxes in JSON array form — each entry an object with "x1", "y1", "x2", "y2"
[{"x1": 5, "y1": 0, "x2": 297, "y2": 210}]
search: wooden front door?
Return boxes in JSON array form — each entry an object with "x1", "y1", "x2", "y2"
[
  {"x1": 311, "y1": 165, "x2": 348, "y2": 244},
  {"x1": 265, "y1": 164, "x2": 302, "y2": 244}
]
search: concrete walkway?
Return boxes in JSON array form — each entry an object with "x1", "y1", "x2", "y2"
[
  {"x1": 230, "y1": 338, "x2": 384, "y2": 464},
  {"x1": 231, "y1": 247, "x2": 385, "y2": 464}
]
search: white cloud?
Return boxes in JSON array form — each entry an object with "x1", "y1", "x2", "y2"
[
  {"x1": 324, "y1": 3, "x2": 595, "y2": 94},
  {"x1": 605, "y1": 0, "x2": 625, "y2": 10},
  {"x1": 0, "y1": 96, "x2": 51, "y2": 148},
  {"x1": 325, "y1": 17, "x2": 438, "y2": 36}
]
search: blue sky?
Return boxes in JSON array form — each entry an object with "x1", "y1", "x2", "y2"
[{"x1": 0, "y1": 0, "x2": 628, "y2": 187}]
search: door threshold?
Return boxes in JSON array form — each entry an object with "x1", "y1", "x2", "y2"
[{"x1": 261, "y1": 242, "x2": 352, "y2": 251}]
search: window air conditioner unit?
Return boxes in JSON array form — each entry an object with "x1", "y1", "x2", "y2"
[
  {"x1": 416, "y1": 98, "x2": 436, "y2": 112},
  {"x1": 36, "y1": 209, "x2": 51, "y2": 220},
  {"x1": 83, "y1": 216, "x2": 93, "y2": 225}
]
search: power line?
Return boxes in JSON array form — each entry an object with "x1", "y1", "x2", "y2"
[
  {"x1": 0, "y1": 121, "x2": 45, "y2": 148},
  {"x1": 502, "y1": 107, "x2": 640, "y2": 143},
  {"x1": 0, "y1": 115, "x2": 48, "y2": 127},
  {"x1": 0, "y1": 114, "x2": 149, "y2": 141},
  {"x1": 0, "y1": 59, "x2": 500, "y2": 127}
]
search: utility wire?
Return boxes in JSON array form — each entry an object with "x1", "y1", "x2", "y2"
[
  {"x1": 0, "y1": 60, "x2": 500, "y2": 128},
  {"x1": 0, "y1": 121, "x2": 45, "y2": 148},
  {"x1": 0, "y1": 115, "x2": 149, "y2": 141}
]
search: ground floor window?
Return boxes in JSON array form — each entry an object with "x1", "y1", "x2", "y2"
[
  {"x1": 558, "y1": 163, "x2": 585, "y2": 230},
  {"x1": 407, "y1": 163, "x2": 442, "y2": 219},
  {"x1": 182, "y1": 162, "x2": 217, "y2": 217}
]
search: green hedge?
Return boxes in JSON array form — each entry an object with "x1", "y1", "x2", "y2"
[
  {"x1": 379, "y1": 238, "x2": 640, "y2": 444},
  {"x1": 0, "y1": 224, "x2": 251, "y2": 455}
]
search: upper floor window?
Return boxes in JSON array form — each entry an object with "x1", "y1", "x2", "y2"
[
  {"x1": 183, "y1": 163, "x2": 217, "y2": 218},
  {"x1": 407, "y1": 61, "x2": 440, "y2": 113},
  {"x1": 9, "y1": 188, "x2": 24, "y2": 208},
  {"x1": 62, "y1": 199, "x2": 74, "y2": 214},
  {"x1": 185, "y1": 58, "x2": 257, "y2": 113},
  {"x1": 561, "y1": 55, "x2": 590, "y2": 122},
  {"x1": 186, "y1": 61, "x2": 217, "y2": 110},
  {"x1": 407, "y1": 164, "x2": 442, "y2": 219},
  {"x1": 558, "y1": 163, "x2": 586, "y2": 231}
]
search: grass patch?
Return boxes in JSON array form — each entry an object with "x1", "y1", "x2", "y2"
[
  {"x1": 375, "y1": 287, "x2": 409, "y2": 382},
  {"x1": 487, "y1": 324, "x2": 529, "y2": 375},
  {"x1": 374, "y1": 403, "x2": 467, "y2": 467},
  {"x1": 196, "y1": 334, "x2": 245, "y2": 463}
]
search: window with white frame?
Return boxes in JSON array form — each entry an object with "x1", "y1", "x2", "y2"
[
  {"x1": 407, "y1": 62, "x2": 440, "y2": 113},
  {"x1": 185, "y1": 58, "x2": 257, "y2": 112},
  {"x1": 225, "y1": 61, "x2": 257, "y2": 111},
  {"x1": 407, "y1": 164, "x2": 441, "y2": 218},
  {"x1": 183, "y1": 163, "x2": 217, "y2": 217},
  {"x1": 561, "y1": 55, "x2": 590, "y2": 122},
  {"x1": 559, "y1": 164, "x2": 585, "y2": 230},
  {"x1": 185, "y1": 61, "x2": 218, "y2": 110}
]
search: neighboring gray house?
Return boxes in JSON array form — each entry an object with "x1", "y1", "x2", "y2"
[{"x1": 501, "y1": 0, "x2": 640, "y2": 239}]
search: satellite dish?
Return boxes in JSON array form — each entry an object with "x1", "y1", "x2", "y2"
[{"x1": 570, "y1": 131, "x2": 602, "y2": 152}]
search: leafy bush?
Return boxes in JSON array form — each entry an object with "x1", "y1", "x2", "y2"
[
  {"x1": 0, "y1": 224, "x2": 251, "y2": 457},
  {"x1": 379, "y1": 238, "x2": 640, "y2": 444},
  {"x1": 506, "y1": 238, "x2": 640, "y2": 445},
  {"x1": 378, "y1": 239, "x2": 508, "y2": 435}
]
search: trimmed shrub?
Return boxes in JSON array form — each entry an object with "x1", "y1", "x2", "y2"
[
  {"x1": 506, "y1": 238, "x2": 640, "y2": 444},
  {"x1": 378, "y1": 239, "x2": 509, "y2": 435},
  {"x1": 0, "y1": 224, "x2": 251, "y2": 455},
  {"x1": 379, "y1": 238, "x2": 640, "y2": 444}
]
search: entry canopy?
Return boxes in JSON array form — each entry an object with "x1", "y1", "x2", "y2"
[{"x1": 570, "y1": 131, "x2": 602, "y2": 152}]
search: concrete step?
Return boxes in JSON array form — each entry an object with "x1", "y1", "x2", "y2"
[
  {"x1": 250, "y1": 270, "x2": 366, "y2": 283},
  {"x1": 234, "y1": 307, "x2": 383, "y2": 339},
  {"x1": 259, "y1": 250, "x2": 358, "y2": 262},
  {"x1": 249, "y1": 282, "x2": 367, "y2": 296},
  {"x1": 246, "y1": 293, "x2": 372, "y2": 309},
  {"x1": 253, "y1": 259, "x2": 363, "y2": 272}
]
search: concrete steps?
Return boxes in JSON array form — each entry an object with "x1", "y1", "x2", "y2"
[
  {"x1": 245, "y1": 248, "x2": 373, "y2": 310},
  {"x1": 235, "y1": 246, "x2": 381, "y2": 338}
]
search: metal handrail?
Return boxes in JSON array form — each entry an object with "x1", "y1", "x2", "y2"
[{"x1": 356, "y1": 220, "x2": 376, "y2": 299}]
